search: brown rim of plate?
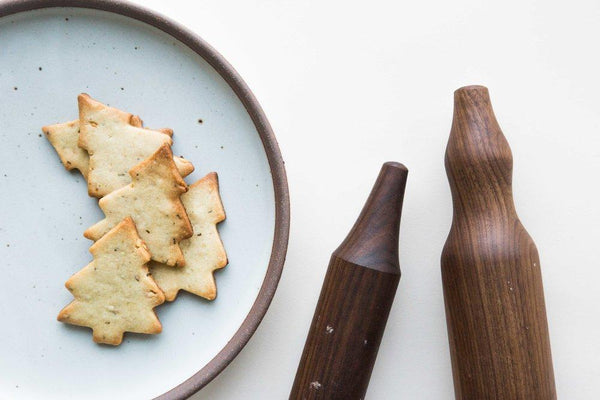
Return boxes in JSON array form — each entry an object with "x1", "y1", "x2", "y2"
[{"x1": 0, "y1": 0, "x2": 290, "y2": 399}]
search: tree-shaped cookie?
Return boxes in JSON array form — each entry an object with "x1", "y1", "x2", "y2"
[
  {"x1": 58, "y1": 217, "x2": 165, "y2": 345},
  {"x1": 77, "y1": 93, "x2": 194, "y2": 197},
  {"x1": 151, "y1": 173, "x2": 227, "y2": 301},
  {"x1": 85, "y1": 144, "x2": 193, "y2": 267}
]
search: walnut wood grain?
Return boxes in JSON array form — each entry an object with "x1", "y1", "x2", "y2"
[
  {"x1": 290, "y1": 162, "x2": 408, "y2": 400},
  {"x1": 442, "y1": 85, "x2": 556, "y2": 400}
]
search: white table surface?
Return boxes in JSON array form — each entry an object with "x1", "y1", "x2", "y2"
[{"x1": 129, "y1": 1, "x2": 600, "y2": 398}]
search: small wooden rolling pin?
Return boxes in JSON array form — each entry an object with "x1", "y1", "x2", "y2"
[
  {"x1": 290, "y1": 162, "x2": 408, "y2": 400},
  {"x1": 442, "y1": 85, "x2": 556, "y2": 399}
]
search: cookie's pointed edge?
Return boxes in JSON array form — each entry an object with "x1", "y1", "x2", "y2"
[
  {"x1": 157, "y1": 128, "x2": 173, "y2": 137},
  {"x1": 88, "y1": 217, "x2": 152, "y2": 263},
  {"x1": 188, "y1": 172, "x2": 226, "y2": 223},
  {"x1": 41, "y1": 120, "x2": 86, "y2": 174},
  {"x1": 174, "y1": 156, "x2": 195, "y2": 177},
  {"x1": 78, "y1": 93, "x2": 132, "y2": 124},
  {"x1": 129, "y1": 114, "x2": 143, "y2": 128},
  {"x1": 129, "y1": 144, "x2": 188, "y2": 194}
]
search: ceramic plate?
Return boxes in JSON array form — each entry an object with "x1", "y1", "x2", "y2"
[{"x1": 0, "y1": 1, "x2": 289, "y2": 399}]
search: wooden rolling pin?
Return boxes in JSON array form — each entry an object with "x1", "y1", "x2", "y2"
[
  {"x1": 442, "y1": 85, "x2": 556, "y2": 399},
  {"x1": 290, "y1": 162, "x2": 408, "y2": 400}
]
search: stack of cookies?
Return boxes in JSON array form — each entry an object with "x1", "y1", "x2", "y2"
[{"x1": 43, "y1": 94, "x2": 227, "y2": 345}]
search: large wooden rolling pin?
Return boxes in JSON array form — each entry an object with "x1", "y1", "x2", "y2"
[
  {"x1": 441, "y1": 85, "x2": 556, "y2": 399},
  {"x1": 290, "y1": 162, "x2": 408, "y2": 399}
]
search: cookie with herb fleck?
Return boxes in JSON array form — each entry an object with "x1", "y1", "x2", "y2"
[
  {"x1": 151, "y1": 172, "x2": 227, "y2": 301},
  {"x1": 85, "y1": 144, "x2": 193, "y2": 267},
  {"x1": 58, "y1": 217, "x2": 165, "y2": 346},
  {"x1": 78, "y1": 93, "x2": 194, "y2": 197}
]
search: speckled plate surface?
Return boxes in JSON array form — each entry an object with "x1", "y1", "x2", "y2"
[{"x1": 0, "y1": 2, "x2": 289, "y2": 399}]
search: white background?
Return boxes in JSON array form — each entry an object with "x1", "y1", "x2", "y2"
[{"x1": 129, "y1": 1, "x2": 600, "y2": 398}]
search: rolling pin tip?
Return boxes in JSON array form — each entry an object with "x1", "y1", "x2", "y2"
[
  {"x1": 334, "y1": 161, "x2": 408, "y2": 274},
  {"x1": 454, "y1": 84, "x2": 489, "y2": 95},
  {"x1": 453, "y1": 85, "x2": 496, "y2": 115},
  {"x1": 382, "y1": 161, "x2": 408, "y2": 172}
]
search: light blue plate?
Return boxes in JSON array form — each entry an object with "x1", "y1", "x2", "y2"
[{"x1": 0, "y1": 4, "x2": 288, "y2": 399}]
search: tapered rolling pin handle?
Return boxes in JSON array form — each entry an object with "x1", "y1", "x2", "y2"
[
  {"x1": 442, "y1": 85, "x2": 556, "y2": 400},
  {"x1": 290, "y1": 162, "x2": 408, "y2": 400}
]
